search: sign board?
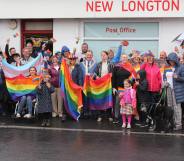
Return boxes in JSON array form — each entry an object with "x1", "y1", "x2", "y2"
[{"x1": 0, "y1": 0, "x2": 183, "y2": 18}]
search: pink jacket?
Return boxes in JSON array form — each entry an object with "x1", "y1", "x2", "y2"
[
  {"x1": 141, "y1": 63, "x2": 162, "y2": 92},
  {"x1": 119, "y1": 88, "x2": 137, "y2": 109}
]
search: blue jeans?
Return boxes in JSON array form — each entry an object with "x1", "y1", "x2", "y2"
[{"x1": 17, "y1": 96, "x2": 32, "y2": 114}]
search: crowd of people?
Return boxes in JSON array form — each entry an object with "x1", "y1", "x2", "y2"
[{"x1": 0, "y1": 38, "x2": 184, "y2": 131}]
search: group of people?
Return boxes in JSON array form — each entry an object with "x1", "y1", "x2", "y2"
[{"x1": 0, "y1": 38, "x2": 184, "y2": 131}]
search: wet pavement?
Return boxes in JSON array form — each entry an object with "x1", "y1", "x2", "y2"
[{"x1": 0, "y1": 128, "x2": 184, "y2": 161}]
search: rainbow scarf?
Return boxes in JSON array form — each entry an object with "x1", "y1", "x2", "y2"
[
  {"x1": 60, "y1": 60, "x2": 83, "y2": 121},
  {"x1": 164, "y1": 66, "x2": 173, "y2": 73},
  {"x1": 83, "y1": 73, "x2": 113, "y2": 110},
  {"x1": 6, "y1": 74, "x2": 40, "y2": 101}
]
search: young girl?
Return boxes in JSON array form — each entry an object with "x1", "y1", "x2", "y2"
[
  {"x1": 36, "y1": 74, "x2": 55, "y2": 127},
  {"x1": 119, "y1": 79, "x2": 137, "y2": 129}
]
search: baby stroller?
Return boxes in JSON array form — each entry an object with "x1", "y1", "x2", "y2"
[{"x1": 143, "y1": 87, "x2": 174, "y2": 132}]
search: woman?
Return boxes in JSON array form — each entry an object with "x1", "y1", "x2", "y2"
[
  {"x1": 141, "y1": 51, "x2": 162, "y2": 129},
  {"x1": 131, "y1": 53, "x2": 141, "y2": 72},
  {"x1": 164, "y1": 52, "x2": 184, "y2": 130},
  {"x1": 141, "y1": 52, "x2": 162, "y2": 101},
  {"x1": 49, "y1": 56, "x2": 63, "y2": 118},
  {"x1": 94, "y1": 51, "x2": 114, "y2": 122},
  {"x1": 68, "y1": 55, "x2": 83, "y2": 86},
  {"x1": 112, "y1": 54, "x2": 136, "y2": 123},
  {"x1": 16, "y1": 67, "x2": 38, "y2": 118}
]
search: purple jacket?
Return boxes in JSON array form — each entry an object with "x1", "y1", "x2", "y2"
[{"x1": 49, "y1": 65, "x2": 60, "y2": 88}]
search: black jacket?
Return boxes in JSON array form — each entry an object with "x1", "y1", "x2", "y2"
[
  {"x1": 94, "y1": 61, "x2": 114, "y2": 77},
  {"x1": 136, "y1": 70, "x2": 151, "y2": 103},
  {"x1": 112, "y1": 65, "x2": 131, "y2": 89}
]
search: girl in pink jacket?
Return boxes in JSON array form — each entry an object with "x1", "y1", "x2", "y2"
[{"x1": 119, "y1": 79, "x2": 137, "y2": 129}]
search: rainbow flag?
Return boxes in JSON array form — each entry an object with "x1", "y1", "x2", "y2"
[
  {"x1": 5, "y1": 74, "x2": 40, "y2": 101},
  {"x1": 83, "y1": 73, "x2": 113, "y2": 110},
  {"x1": 60, "y1": 60, "x2": 83, "y2": 121}
]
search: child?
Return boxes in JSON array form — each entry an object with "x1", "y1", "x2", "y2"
[
  {"x1": 119, "y1": 79, "x2": 137, "y2": 129},
  {"x1": 36, "y1": 74, "x2": 55, "y2": 127},
  {"x1": 135, "y1": 70, "x2": 151, "y2": 127}
]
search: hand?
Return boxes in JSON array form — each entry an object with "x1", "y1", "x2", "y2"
[
  {"x1": 173, "y1": 74, "x2": 178, "y2": 79},
  {"x1": 113, "y1": 88, "x2": 117, "y2": 95},
  {"x1": 135, "y1": 81, "x2": 139, "y2": 86},
  {"x1": 38, "y1": 84, "x2": 41, "y2": 89},
  {"x1": 7, "y1": 38, "x2": 10, "y2": 44},
  {"x1": 164, "y1": 81, "x2": 169, "y2": 87},
  {"x1": 46, "y1": 82, "x2": 51, "y2": 88}
]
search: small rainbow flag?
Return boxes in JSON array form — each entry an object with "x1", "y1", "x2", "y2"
[
  {"x1": 60, "y1": 59, "x2": 83, "y2": 121},
  {"x1": 83, "y1": 73, "x2": 113, "y2": 110},
  {"x1": 5, "y1": 74, "x2": 40, "y2": 101}
]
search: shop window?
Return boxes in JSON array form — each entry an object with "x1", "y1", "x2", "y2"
[{"x1": 84, "y1": 22, "x2": 159, "y2": 61}]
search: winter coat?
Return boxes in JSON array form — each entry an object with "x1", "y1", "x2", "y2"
[
  {"x1": 136, "y1": 70, "x2": 151, "y2": 103},
  {"x1": 36, "y1": 81, "x2": 55, "y2": 114},
  {"x1": 141, "y1": 62, "x2": 162, "y2": 92},
  {"x1": 119, "y1": 88, "x2": 137, "y2": 109},
  {"x1": 112, "y1": 65, "x2": 131, "y2": 89},
  {"x1": 80, "y1": 59, "x2": 97, "y2": 85},
  {"x1": 49, "y1": 65, "x2": 60, "y2": 88},
  {"x1": 94, "y1": 61, "x2": 114, "y2": 77},
  {"x1": 164, "y1": 52, "x2": 184, "y2": 103},
  {"x1": 71, "y1": 64, "x2": 83, "y2": 86}
]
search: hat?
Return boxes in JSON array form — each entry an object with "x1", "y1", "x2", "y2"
[
  {"x1": 61, "y1": 46, "x2": 70, "y2": 55},
  {"x1": 145, "y1": 50, "x2": 154, "y2": 57}
]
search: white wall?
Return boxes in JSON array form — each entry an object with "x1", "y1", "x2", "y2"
[
  {"x1": 0, "y1": 20, "x2": 21, "y2": 53},
  {"x1": 159, "y1": 18, "x2": 184, "y2": 55},
  {"x1": 53, "y1": 19, "x2": 83, "y2": 54}
]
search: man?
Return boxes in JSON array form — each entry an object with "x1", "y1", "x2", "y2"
[
  {"x1": 21, "y1": 47, "x2": 34, "y2": 65},
  {"x1": 77, "y1": 42, "x2": 89, "y2": 62},
  {"x1": 5, "y1": 38, "x2": 16, "y2": 64},
  {"x1": 80, "y1": 50, "x2": 96, "y2": 85}
]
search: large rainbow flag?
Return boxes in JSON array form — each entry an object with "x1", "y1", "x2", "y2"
[
  {"x1": 60, "y1": 59, "x2": 83, "y2": 121},
  {"x1": 83, "y1": 73, "x2": 113, "y2": 110},
  {"x1": 6, "y1": 74, "x2": 40, "y2": 101}
]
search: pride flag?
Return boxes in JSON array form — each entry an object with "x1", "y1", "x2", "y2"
[
  {"x1": 2, "y1": 53, "x2": 43, "y2": 78},
  {"x1": 83, "y1": 73, "x2": 113, "y2": 110},
  {"x1": 60, "y1": 60, "x2": 83, "y2": 121},
  {"x1": 5, "y1": 74, "x2": 40, "y2": 101}
]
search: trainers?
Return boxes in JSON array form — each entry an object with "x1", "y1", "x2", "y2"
[
  {"x1": 122, "y1": 123, "x2": 126, "y2": 128},
  {"x1": 108, "y1": 118, "x2": 113, "y2": 122},
  {"x1": 23, "y1": 114, "x2": 32, "y2": 119},
  {"x1": 127, "y1": 124, "x2": 131, "y2": 129},
  {"x1": 52, "y1": 113, "x2": 57, "y2": 118},
  {"x1": 46, "y1": 120, "x2": 51, "y2": 127},
  {"x1": 113, "y1": 119, "x2": 119, "y2": 124},
  {"x1": 41, "y1": 120, "x2": 46, "y2": 127},
  {"x1": 59, "y1": 114, "x2": 63, "y2": 118},
  {"x1": 16, "y1": 113, "x2": 21, "y2": 118},
  {"x1": 97, "y1": 117, "x2": 102, "y2": 122}
]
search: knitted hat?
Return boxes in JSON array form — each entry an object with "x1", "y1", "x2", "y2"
[{"x1": 61, "y1": 46, "x2": 70, "y2": 55}]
